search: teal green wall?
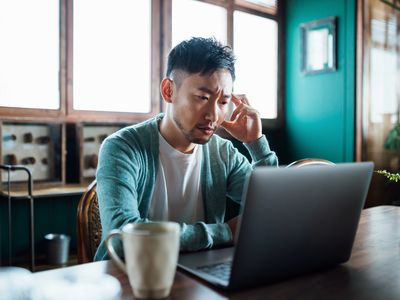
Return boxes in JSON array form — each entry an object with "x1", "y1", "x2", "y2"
[
  {"x1": 0, "y1": 195, "x2": 80, "y2": 265},
  {"x1": 285, "y1": 0, "x2": 356, "y2": 162}
]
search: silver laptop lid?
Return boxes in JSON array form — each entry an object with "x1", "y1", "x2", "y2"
[{"x1": 229, "y1": 162, "x2": 374, "y2": 289}]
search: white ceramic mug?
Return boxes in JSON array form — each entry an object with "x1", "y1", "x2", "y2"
[{"x1": 105, "y1": 222, "x2": 180, "y2": 299}]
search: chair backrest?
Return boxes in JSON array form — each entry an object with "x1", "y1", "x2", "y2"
[
  {"x1": 76, "y1": 180, "x2": 101, "y2": 264},
  {"x1": 286, "y1": 158, "x2": 335, "y2": 168}
]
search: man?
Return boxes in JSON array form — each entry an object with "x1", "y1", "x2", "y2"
[{"x1": 94, "y1": 37, "x2": 278, "y2": 260}]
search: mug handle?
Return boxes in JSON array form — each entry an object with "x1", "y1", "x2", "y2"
[{"x1": 105, "y1": 229, "x2": 126, "y2": 273}]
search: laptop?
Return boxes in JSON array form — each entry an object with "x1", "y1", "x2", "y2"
[{"x1": 178, "y1": 162, "x2": 374, "y2": 290}]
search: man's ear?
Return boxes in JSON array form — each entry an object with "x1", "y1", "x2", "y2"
[{"x1": 160, "y1": 78, "x2": 174, "y2": 103}]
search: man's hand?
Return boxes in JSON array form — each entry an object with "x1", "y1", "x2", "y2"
[
  {"x1": 221, "y1": 94, "x2": 262, "y2": 143},
  {"x1": 226, "y1": 216, "x2": 240, "y2": 242}
]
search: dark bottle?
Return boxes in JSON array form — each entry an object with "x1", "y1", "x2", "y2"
[
  {"x1": 42, "y1": 158, "x2": 48, "y2": 165},
  {"x1": 23, "y1": 132, "x2": 33, "y2": 143},
  {"x1": 84, "y1": 154, "x2": 98, "y2": 169},
  {"x1": 98, "y1": 134, "x2": 108, "y2": 143},
  {"x1": 84, "y1": 137, "x2": 96, "y2": 142},
  {"x1": 35, "y1": 136, "x2": 51, "y2": 144},
  {"x1": 21, "y1": 157, "x2": 36, "y2": 165},
  {"x1": 3, "y1": 134, "x2": 17, "y2": 142},
  {"x1": 4, "y1": 154, "x2": 17, "y2": 165}
]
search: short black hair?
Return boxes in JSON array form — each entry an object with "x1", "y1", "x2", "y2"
[{"x1": 166, "y1": 37, "x2": 236, "y2": 81}]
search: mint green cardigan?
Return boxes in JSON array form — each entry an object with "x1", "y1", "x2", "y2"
[{"x1": 94, "y1": 114, "x2": 278, "y2": 261}]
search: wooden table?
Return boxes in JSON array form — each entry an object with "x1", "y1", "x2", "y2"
[{"x1": 34, "y1": 206, "x2": 400, "y2": 299}]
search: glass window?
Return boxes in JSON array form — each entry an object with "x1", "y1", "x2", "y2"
[
  {"x1": 0, "y1": 0, "x2": 60, "y2": 109},
  {"x1": 234, "y1": 11, "x2": 278, "y2": 119},
  {"x1": 235, "y1": 0, "x2": 278, "y2": 14},
  {"x1": 172, "y1": 0, "x2": 227, "y2": 47},
  {"x1": 73, "y1": 0, "x2": 151, "y2": 113},
  {"x1": 238, "y1": 0, "x2": 277, "y2": 8}
]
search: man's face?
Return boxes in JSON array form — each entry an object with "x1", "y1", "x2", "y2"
[{"x1": 169, "y1": 69, "x2": 233, "y2": 144}]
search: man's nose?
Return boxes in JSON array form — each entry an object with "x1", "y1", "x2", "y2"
[{"x1": 205, "y1": 101, "x2": 219, "y2": 123}]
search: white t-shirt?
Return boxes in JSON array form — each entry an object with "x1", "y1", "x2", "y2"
[{"x1": 149, "y1": 133, "x2": 204, "y2": 223}]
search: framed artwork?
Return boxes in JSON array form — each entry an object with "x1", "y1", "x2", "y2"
[{"x1": 301, "y1": 16, "x2": 337, "y2": 74}]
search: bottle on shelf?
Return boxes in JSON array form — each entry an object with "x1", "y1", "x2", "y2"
[
  {"x1": 98, "y1": 134, "x2": 108, "y2": 143},
  {"x1": 84, "y1": 154, "x2": 98, "y2": 169},
  {"x1": 3, "y1": 134, "x2": 17, "y2": 142},
  {"x1": 3, "y1": 154, "x2": 17, "y2": 165},
  {"x1": 23, "y1": 132, "x2": 33, "y2": 143},
  {"x1": 21, "y1": 157, "x2": 36, "y2": 165},
  {"x1": 84, "y1": 137, "x2": 96, "y2": 143},
  {"x1": 35, "y1": 136, "x2": 51, "y2": 144}
]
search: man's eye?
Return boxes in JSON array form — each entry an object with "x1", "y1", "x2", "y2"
[
  {"x1": 198, "y1": 95, "x2": 209, "y2": 101},
  {"x1": 220, "y1": 101, "x2": 228, "y2": 106}
]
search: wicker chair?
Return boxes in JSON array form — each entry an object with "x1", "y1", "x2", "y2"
[
  {"x1": 76, "y1": 180, "x2": 102, "y2": 264},
  {"x1": 286, "y1": 158, "x2": 334, "y2": 168}
]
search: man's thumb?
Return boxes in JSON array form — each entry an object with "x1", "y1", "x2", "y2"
[{"x1": 221, "y1": 120, "x2": 234, "y2": 132}]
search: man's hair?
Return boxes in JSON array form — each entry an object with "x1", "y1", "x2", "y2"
[{"x1": 166, "y1": 37, "x2": 236, "y2": 81}]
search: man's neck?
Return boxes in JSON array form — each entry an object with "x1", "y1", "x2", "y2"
[{"x1": 159, "y1": 116, "x2": 196, "y2": 154}]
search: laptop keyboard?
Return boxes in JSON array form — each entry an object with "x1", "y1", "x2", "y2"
[{"x1": 196, "y1": 261, "x2": 232, "y2": 282}]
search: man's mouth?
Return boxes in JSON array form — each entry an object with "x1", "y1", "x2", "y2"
[{"x1": 197, "y1": 125, "x2": 215, "y2": 135}]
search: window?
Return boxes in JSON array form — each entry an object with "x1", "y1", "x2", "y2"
[
  {"x1": 0, "y1": 0, "x2": 280, "y2": 125},
  {"x1": 170, "y1": 0, "x2": 280, "y2": 122},
  {"x1": 73, "y1": 0, "x2": 152, "y2": 113},
  {"x1": 172, "y1": 0, "x2": 227, "y2": 47},
  {"x1": 234, "y1": 11, "x2": 278, "y2": 119},
  {"x1": 0, "y1": 0, "x2": 60, "y2": 110},
  {"x1": 236, "y1": 0, "x2": 278, "y2": 14}
]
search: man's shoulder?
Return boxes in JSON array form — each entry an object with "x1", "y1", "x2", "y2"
[
  {"x1": 101, "y1": 114, "x2": 161, "y2": 153},
  {"x1": 108, "y1": 114, "x2": 160, "y2": 141}
]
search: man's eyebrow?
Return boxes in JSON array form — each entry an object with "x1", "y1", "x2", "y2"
[
  {"x1": 197, "y1": 86, "x2": 214, "y2": 94},
  {"x1": 197, "y1": 86, "x2": 232, "y2": 98}
]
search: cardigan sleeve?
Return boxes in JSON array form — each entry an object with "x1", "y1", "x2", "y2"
[
  {"x1": 94, "y1": 135, "x2": 154, "y2": 261},
  {"x1": 226, "y1": 135, "x2": 278, "y2": 206},
  {"x1": 178, "y1": 135, "x2": 279, "y2": 251},
  {"x1": 244, "y1": 135, "x2": 279, "y2": 167}
]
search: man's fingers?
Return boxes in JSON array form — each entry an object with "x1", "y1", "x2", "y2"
[
  {"x1": 230, "y1": 109, "x2": 240, "y2": 121},
  {"x1": 232, "y1": 94, "x2": 250, "y2": 106},
  {"x1": 221, "y1": 120, "x2": 234, "y2": 131},
  {"x1": 239, "y1": 95, "x2": 250, "y2": 106},
  {"x1": 230, "y1": 102, "x2": 245, "y2": 121},
  {"x1": 230, "y1": 95, "x2": 241, "y2": 106}
]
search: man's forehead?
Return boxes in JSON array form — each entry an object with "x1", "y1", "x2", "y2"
[{"x1": 178, "y1": 70, "x2": 233, "y2": 90}]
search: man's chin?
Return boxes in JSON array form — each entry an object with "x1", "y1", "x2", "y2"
[{"x1": 190, "y1": 135, "x2": 213, "y2": 145}]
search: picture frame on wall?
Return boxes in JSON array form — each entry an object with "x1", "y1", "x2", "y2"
[{"x1": 301, "y1": 16, "x2": 337, "y2": 75}]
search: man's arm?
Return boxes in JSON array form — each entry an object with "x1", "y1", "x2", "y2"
[
  {"x1": 95, "y1": 131, "x2": 235, "y2": 256},
  {"x1": 95, "y1": 135, "x2": 153, "y2": 260},
  {"x1": 222, "y1": 94, "x2": 278, "y2": 242}
]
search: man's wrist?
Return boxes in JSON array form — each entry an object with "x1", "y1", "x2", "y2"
[
  {"x1": 244, "y1": 135, "x2": 273, "y2": 161},
  {"x1": 244, "y1": 134, "x2": 264, "y2": 145},
  {"x1": 245, "y1": 134, "x2": 263, "y2": 144}
]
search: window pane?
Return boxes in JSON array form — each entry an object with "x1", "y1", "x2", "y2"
[
  {"x1": 73, "y1": 0, "x2": 151, "y2": 113},
  {"x1": 239, "y1": 0, "x2": 277, "y2": 8},
  {"x1": 370, "y1": 48, "x2": 397, "y2": 124},
  {"x1": 235, "y1": 0, "x2": 278, "y2": 14},
  {"x1": 172, "y1": 0, "x2": 227, "y2": 47},
  {"x1": 234, "y1": 11, "x2": 278, "y2": 119},
  {"x1": 0, "y1": 0, "x2": 59, "y2": 109}
]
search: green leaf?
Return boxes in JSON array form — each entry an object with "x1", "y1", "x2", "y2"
[
  {"x1": 384, "y1": 124, "x2": 400, "y2": 150},
  {"x1": 375, "y1": 170, "x2": 400, "y2": 182}
]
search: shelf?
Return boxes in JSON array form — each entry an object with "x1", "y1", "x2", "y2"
[{"x1": 0, "y1": 184, "x2": 86, "y2": 198}]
